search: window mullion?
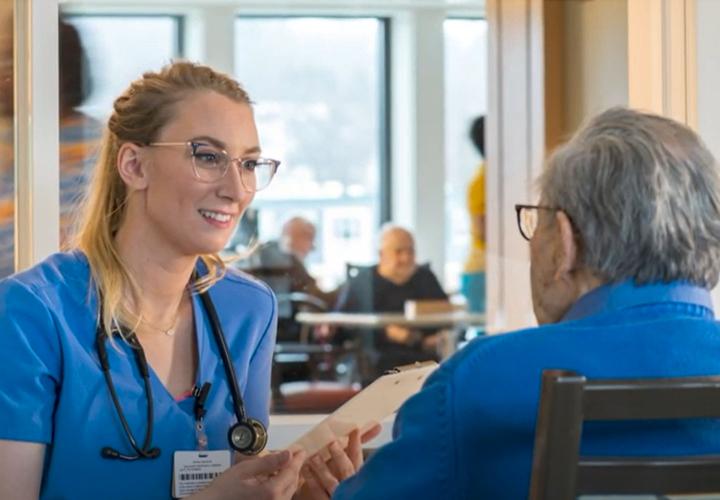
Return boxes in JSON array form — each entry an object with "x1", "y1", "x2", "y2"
[{"x1": 14, "y1": 0, "x2": 60, "y2": 271}]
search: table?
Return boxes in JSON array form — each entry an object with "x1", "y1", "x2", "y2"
[
  {"x1": 295, "y1": 310, "x2": 486, "y2": 329},
  {"x1": 295, "y1": 310, "x2": 486, "y2": 357}
]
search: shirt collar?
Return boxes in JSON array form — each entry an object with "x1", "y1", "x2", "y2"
[{"x1": 562, "y1": 280, "x2": 714, "y2": 322}]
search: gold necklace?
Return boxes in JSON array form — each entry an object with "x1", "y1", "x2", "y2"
[
  {"x1": 140, "y1": 296, "x2": 184, "y2": 337},
  {"x1": 141, "y1": 315, "x2": 179, "y2": 336}
]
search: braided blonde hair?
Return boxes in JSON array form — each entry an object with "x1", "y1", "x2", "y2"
[{"x1": 73, "y1": 61, "x2": 252, "y2": 335}]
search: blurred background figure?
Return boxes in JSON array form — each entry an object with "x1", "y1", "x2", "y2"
[
  {"x1": 0, "y1": 16, "x2": 102, "y2": 278},
  {"x1": 0, "y1": 8, "x2": 14, "y2": 279},
  {"x1": 241, "y1": 215, "x2": 339, "y2": 332},
  {"x1": 57, "y1": 17, "x2": 103, "y2": 246},
  {"x1": 461, "y1": 115, "x2": 486, "y2": 313},
  {"x1": 334, "y1": 224, "x2": 448, "y2": 379},
  {"x1": 280, "y1": 215, "x2": 316, "y2": 262},
  {"x1": 238, "y1": 215, "x2": 346, "y2": 410}
]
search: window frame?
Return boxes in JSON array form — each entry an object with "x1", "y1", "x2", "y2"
[
  {"x1": 62, "y1": 12, "x2": 185, "y2": 58},
  {"x1": 234, "y1": 13, "x2": 392, "y2": 227}
]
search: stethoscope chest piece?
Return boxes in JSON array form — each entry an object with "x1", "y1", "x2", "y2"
[
  {"x1": 229, "y1": 418, "x2": 267, "y2": 455},
  {"x1": 98, "y1": 277, "x2": 269, "y2": 461}
]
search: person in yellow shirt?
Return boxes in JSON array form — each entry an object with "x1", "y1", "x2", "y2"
[{"x1": 462, "y1": 116, "x2": 486, "y2": 312}]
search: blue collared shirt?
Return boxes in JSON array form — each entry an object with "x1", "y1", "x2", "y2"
[{"x1": 334, "y1": 280, "x2": 720, "y2": 500}]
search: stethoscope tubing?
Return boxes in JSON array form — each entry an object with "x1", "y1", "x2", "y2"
[{"x1": 96, "y1": 281, "x2": 259, "y2": 460}]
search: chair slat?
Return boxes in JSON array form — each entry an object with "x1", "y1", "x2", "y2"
[
  {"x1": 577, "y1": 457, "x2": 720, "y2": 494},
  {"x1": 583, "y1": 379, "x2": 720, "y2": 420},
  {"x1": 530, "y1": 370, "x2": 720, "y2": 500}
]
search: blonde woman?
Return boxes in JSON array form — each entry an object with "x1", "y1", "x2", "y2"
[{"x1": 0, "y1": 62, "x2": 368, "y2": 500}]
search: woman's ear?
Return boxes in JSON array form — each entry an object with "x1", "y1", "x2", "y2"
[
  {"x1": 116, "y1": 143, "x2": 149, "y2": 190},
  {"x1": 553, "y1": 210, "x2": 579, "y2": 281}
]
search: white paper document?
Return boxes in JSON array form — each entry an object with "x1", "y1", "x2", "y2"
[{"x1": 288, "y1": 361, "x2": 438, "y2": 456}]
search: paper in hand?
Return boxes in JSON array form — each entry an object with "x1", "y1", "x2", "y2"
[{"x1": 289, "y1": 361, "x2": 438, "y2": 456}]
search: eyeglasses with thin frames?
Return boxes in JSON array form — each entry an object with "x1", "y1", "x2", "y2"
[
  {"x1": 514, "y1": 204, "x2": 559, "y2": 241},
  {"x1": 147, "y1": 141, "x2": 280, "y2": 192}
]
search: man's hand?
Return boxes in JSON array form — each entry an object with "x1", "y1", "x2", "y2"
[
  {"x1": 385, "y1": 325, "x2": 414, "y2": 344},
  {"x1": 294, "y1": 424, "x2": 383, "y2": 500},
  {"x1": 421, "y1": 332, "x2": 441, "y2": 351}
]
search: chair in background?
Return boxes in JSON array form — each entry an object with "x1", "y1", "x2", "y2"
[
  {"x1": 272, "y1": 290, "x2": 359, "y2": 413},
  {"x1": 345, "y1": 262, "x2": 372, "y2": 280},
  {"x1": 345, "y1": 262, "x2": 430, "y2": 280},
  {"x1": 238, "y1": 264, "x2": 359, "y2": 413},
  {"x1": 529, "y1": 369, "x2": 720, "y2": 500}
]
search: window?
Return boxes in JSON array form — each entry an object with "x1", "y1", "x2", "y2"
[
  {"x1": 233, "y1": 16, "x2": 388, "y2": 289},
  {"x1": 443, "y1": 18, "x2": 488, "y2": 292},
  {"x1": 63, "y1": 15, "x2": 183, "y2": 121},
  {"x1": 58, "y1": 14, "x2": 183, "y2": 246}
]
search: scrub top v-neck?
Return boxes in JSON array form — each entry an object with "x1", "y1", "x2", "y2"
[{"x1": 0, "y1": 251, "x2": 277, "y2": 499}]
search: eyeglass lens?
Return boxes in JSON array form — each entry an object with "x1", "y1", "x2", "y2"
[
  {"x1": 190, "y1": 143, "x2": 275, "y2": 190},
  {"x1": 519, "y1": 207, "x2": 538, "y2": 240}
]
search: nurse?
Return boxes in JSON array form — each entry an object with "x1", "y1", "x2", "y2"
[{"x1": 0, "y1": 61, "x2": 362, "y2": 499}]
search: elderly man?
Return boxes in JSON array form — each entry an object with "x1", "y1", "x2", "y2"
[
  {"x1": 332, "y1": 108, "x2": 720, "y2": 499},
  {"x1": 280, "y1": 216, "x2": 316, "y2": 261},
  {"x1": 239, "y1": 216, "x2": 337, "y2": 349},
  {"x1": 334, "y1": 224, "x2": 448, "y2": 377},
  {"x1": 247, "y1": 216, "x2": 336, "y2": 306}
]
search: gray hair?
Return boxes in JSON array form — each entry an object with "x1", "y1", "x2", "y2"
[{"x1": 539, "y1": 107, "x2": 720, "y2": 288}]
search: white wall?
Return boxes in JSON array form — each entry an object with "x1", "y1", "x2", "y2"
[
  {"x1": 564, "y1": 0, "x2": 628, "y2": 133},
  {"x1": 696, "y1": 0, "x2": 720, "y2": 161},
  {"x1": 484, "y1": 0, "x2": 544, "y2": 333},
  {"x1": 696, "y1": 0, "x2": 720, "y2": 310}
]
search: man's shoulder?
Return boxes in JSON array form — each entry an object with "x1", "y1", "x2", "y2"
[
  {"x1": 410, "y1": 263, "x2": 441, "y2": 283},
  {"x1": 440, "y1": 325, "x2": 540, "y2": 369},
  {"x1": 434, "y1": 322, "x2": 579, "y2": 391},
  {"x1": 250, "y1": 240, "x2": 292, "y2": 268},
  {"x1": 438, "y1": 311, "x2": 720, "y2": 403}
]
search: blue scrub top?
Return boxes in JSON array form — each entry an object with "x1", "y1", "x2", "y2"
[{"x1": 0, "y1": 251, "x2": 277, "y2": 499}]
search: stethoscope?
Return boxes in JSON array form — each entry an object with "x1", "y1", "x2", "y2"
[{"x1": 96, "y1": 286, "x2": 268, "y2": 461}]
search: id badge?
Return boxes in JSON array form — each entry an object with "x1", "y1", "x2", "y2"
[{"x1": 172, "y1": 450, "x2": 231, "y2": 498}]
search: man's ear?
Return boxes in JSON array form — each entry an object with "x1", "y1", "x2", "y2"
[
  {"x1": 116, "y1": 142, "x2": 149, "y2": 190},
  {"x1": 553, "y1": 210, "x2": 578, "y2": 281}
]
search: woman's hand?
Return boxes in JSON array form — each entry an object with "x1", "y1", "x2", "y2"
[
  {"x1": 294, "y1": 424, "x2": 382, "y2": 500},
  {"x1": 192, "y1": 449, "x2": 306, "y2": 500}
]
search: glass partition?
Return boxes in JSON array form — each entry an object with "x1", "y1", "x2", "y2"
[
  {"x1": 51, "y1": 4, "x2": 487, "y2": 415},
  {"x1": 63, "y1": 15, "x2": 182, "y2": 121},
  {"x1": 59, "y1": 13, "x2": 183, "y2": 245},
  {"x1": 0, "y1": 0, "x2": 14, "y2": 278}
]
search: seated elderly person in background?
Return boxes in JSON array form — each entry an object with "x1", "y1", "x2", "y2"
[
  {"x1": 255, "y1": 216, "x2": 336, "y2": 303},
  {"x1": 334, "y1": 224, "x2": 448, "y2": 378},
  {"x1": 241, "y1": 216, "x2": 337, "y2": 341},
  {"x1": 333, "y1": 107, "x2": 720, "y2": 499}
]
